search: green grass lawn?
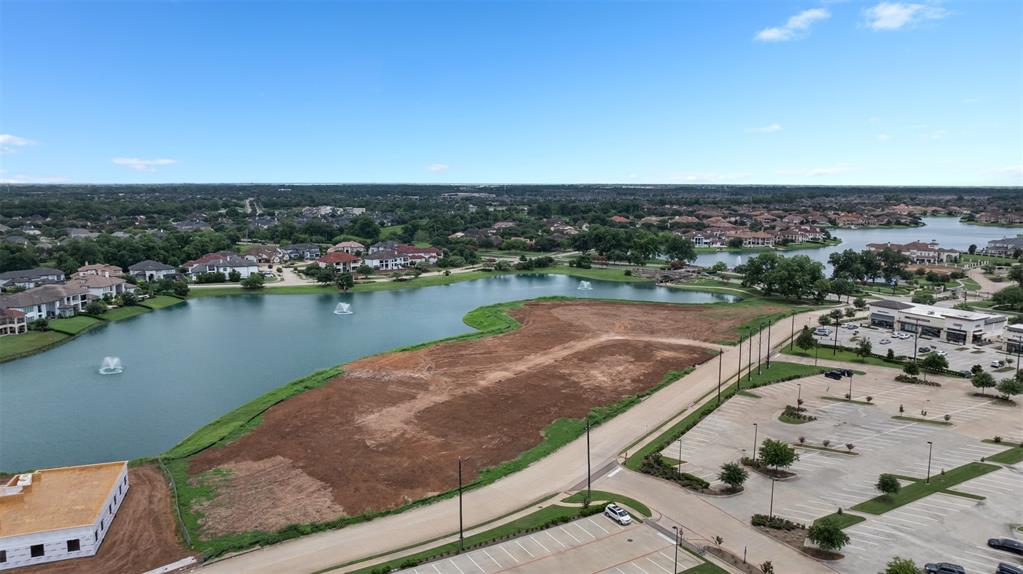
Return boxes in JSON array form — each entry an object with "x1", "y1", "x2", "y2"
[
  {"x1": 681, "y1": 562, "x2": 731, "y2": 574},
  {"x1": 139, "y1": 295, "x2": 187, "y2": 310},
  {"x1": 959, "y1": 277, "x2": 982, "y2": 291},
  {"x1": 561, "y1": 490, "x2": 652, "y2": 517},
  {"x1": 813, "y1": 512, "x2": 866, "y2": 529},
  {"x1": 783, "y1": 346, "x2": 905, "y2": 369},
  {"x1": 48, "y1": 315, "x2": 103, "y2": 335},
  {"x1": 821, "y1": 396, "x2": 875, "y2": 406},
  {"x1": 851, "y1": 462, "x2": 998, "y2": 514},
  {"x1": 0, "y1": 331, "x2": 68, "y2": 362},
  {"x1": 101, "y1": 305, "x2": 151, "y2": 321},
  {"x1": 891, "y1": 415, "x2": 952, "y2": 426},
  {"x1": 778, "y1": 411, "x2": 811, "y2": 424},
  {"x1": 987, "y1": 445, "x2": 1023, "y2": 464}
]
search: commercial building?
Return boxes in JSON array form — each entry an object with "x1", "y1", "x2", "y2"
[
  {"x1": 868, "y1": 299, "x2": 1006, "y2": 345},
  {"x1": 0, "y1": 462, "x2": 128, "y2": 570}
]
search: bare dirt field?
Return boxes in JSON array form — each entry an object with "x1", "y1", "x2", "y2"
[
  {"x1": 188, "y1": 300, "x2": 783, "y2": 537},
  {"x1": 18, "y1": 465, "x2": 193, "y2": 574}
]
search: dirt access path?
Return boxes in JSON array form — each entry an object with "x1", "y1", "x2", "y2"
[
  {"x1": 17, "y1": 465, "x2": 193, "y2": 574},
  {"x1": 188, "y1": 299, "x2": 780, "y2": 538}
]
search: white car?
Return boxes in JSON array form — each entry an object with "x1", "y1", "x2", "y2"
[
  {"x1": 815, "y1": 327, "x2": 832, "y2": 336},
  {"x1": 604, "y1": 503, "x2": 632, "y2": 525},
  {"x1": 935, "y1": 350, "x2": 947, "y2": 357},
  {"x1": 992, "y1": 360, "x2": 1005, "y2": 368},
  {"x1": 880, "y1": 338, "x2": 891, "y2": 345}
]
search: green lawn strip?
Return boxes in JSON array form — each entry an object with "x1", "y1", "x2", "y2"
[
  {"x1": 986, "y1": 445, "x2": 1023, "y2": 464},
  {"x1": 891, "y1": 415, "x2": 952, "y2": 426},
  {"x1": 48, "y1": 315, "x2": 104, "y2": 335},
  {"x1": 813, "y1": 512, "x2": 865, "y2": 529},
  {"x1": 778, "y1": 412, "x2": 811, "y2": 424},
  {"x1": 794, "y1": 444, "x2": 858, "y2": 456},
  {"x1": 101, "y1": 305, "x2": 151, "y2": 321},
  {"x1": 821, "y1": 396, "x2": 874, "y2": 406},
  {"x1": 138, "y1": 295, "x2": 187, "y2": 310},
  {"x1": 782, "y1": 347, "x2": 906, "y2": 370},
  {"x1": 942, "y1": 489, "x2": 986, "y2": 501},
  {"x1": 681, "y1": 561, "x2": 731, "y2": 574},
  {"x1": 561, "y1": 490, "x2": 652, "y2": 517},
  {"x1": 739, "y1": 390, "x2": 762, "y2": 398},
  {"x1": 343, "y1": 505, "x2": 604, "y2": 574},
  {"x1": 624, "y1": 362, "x2": 830, "y2": 471},
  {"x1": 0, "y1": 331, "x2": 69, "y2": 362},
  {"x1": 851, "y1": 462, "x2": 999, "y2": 514}
]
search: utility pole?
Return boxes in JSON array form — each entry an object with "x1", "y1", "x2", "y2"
[
  {"x1": 769, "y1": 478, "x2": 776, "y2": 518},
  {"x1": 737, "y1": 332, "x2": 743, "y2": 391},
  {"x1": 913, "y1": 319, "x2": 921, "y2": 363},
  {"x1": 586, "y1": 418, "x2": 591, "y2": 501},
  {"x1": 833, "y1": 320, "x2": 839, "y2": 355},
  {"x1": 752, "y1": 423, "x2": 759, "y2": 462},
  {"x1": 789, "y1": 314, "x2": 795, "y2": 351},
  {"x1": 1015, "y1": 336, "x2": 1021, "y2": 376},
  {"x1": 766, "y1": 323, "x2": 772, "y2": 369},
  {"x1": 797, "y1": 383, "x2": 802, "y2": 404},
  {"x1": 458, "y1": 457, "x2": 464, "y2": 552},
  {"x1": 747, "y1": 332, "x2": 754, "y2": 382},
  {"x1": 717, "y1": 349, "x2": 723, "y2": 405},
  {"x1": 757, "y1": 324, "x2": 763, "y2": 375},
  {"x1": 848, "y1": 371, "x2": 854, "y2": 399},
  {"x1": 925, "y1": 441, "x2": 934, "y2": 484},
  {"x1": 678, "y1": 438, "x2": 683, "y2": 476}
]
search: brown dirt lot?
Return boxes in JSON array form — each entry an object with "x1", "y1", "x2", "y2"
[
  {"x1": 189, "y1": 300, "x2": 784, "y2": 537},
  {"x1": 18, "y1": 465, "x2": 193, "y2": 574}
]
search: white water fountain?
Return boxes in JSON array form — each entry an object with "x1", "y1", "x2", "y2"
[
  {"x1": 333, "y1": 302, "x2": 353, "y2": 315},
  {"x1": 577, "y1": 280, "x2": 593, "y2": 291},
  {"x1": 98, "y1": 356, "x2": 123, "y2": 375},
  {"x1": 736, "y1": 255, "x2": 742, "y2": 265}
]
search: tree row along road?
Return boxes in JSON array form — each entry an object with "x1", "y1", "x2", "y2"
[{"x1": 198, "y1": 308, "x2": 829, "y2": 574}]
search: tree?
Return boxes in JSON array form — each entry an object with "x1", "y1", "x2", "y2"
[
  {"x1": 718, "y1": 462, "x2": 749, "y2": 491},
  {"x1": 758, "y1": 439, "x2": 798, "y2": 470},
  {"x1": 992, "y1": 286, "x2": 1023, "y2": 311},
  {"x1": 241, "y1": 273, "x2": 265, "y2": 289},
  {"x1": 172, "y1": 281, "x2": 190, "y2": 297},
  {"x1": 807, "y1": 518, "x2": 849, "y2": 552},
  {"x1": 885, "y1": 557, "x2": 923, "y2": 574},
  {"x1": 227, "y1": 269, "x2": 242, "y2": 282},
  {"x1": 727, "y1": 237, "x2": 744, "y2": 249},
  {"x1": 828, "y1": 309, "x2": 844, "y2": 320},
  {"x1": 911, "y1": 292, "x2": 935, "y2": 305},
  {"x1": 875, "y1": 473, "x2": 900, "y2": 497},
  {"x1": 878, "y1": 248, "x2": 911, "y2": 289},
  {"x1": 356, "y1": 264, "x2": 374, "y2": 278},
  {"x1": 856, "y1": 339, "x2": 872, "y2": 358},
  {"x1": 336, "y1": 272, "x2": 354, "y2": 292},
  {"x1": 903, "y1": 363, "x2": 920, "y2": 377},
  {"x1": 315, "y1": 267, "x2": 336, "y2": 285},
  {"x1": 967, "y1": 244, "x2": 977, "y2": 255},
  {"x1": 85, "y1": 300, "x2": 108, "y2": 315},
  {"x1": 1009, "y1": 265, "x2": 1023, "y2": 286},
  {"x1": 818, "y1": 315, "x2": 832, "y2": 326},
  {"x1": 920, "y1": 353, "x2": 949, "y2": 376},
  {"x1": 997, "y1": 376, "x2": 1023, "y2": 400},
  {"x1": 852, "y1": 297, "x2": 867, "y2": 309},
  {"x1": 660, "y1": 233, "x2": 697, "y2": 264},
  {"x1": 119, "y1": 291, "x2": 138, "y2": 306},
  {"x1": 971, "y1": 371, "x2": 996, "y2": 395},
  {"x1": 795, "y1": 326, "x2": 816, "y2": 351}
]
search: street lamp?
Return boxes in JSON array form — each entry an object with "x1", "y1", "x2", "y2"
[
  {"x1": 757, "y1": 324, "x2": 764, "y2": 375},
  {"x1": 586, "y1": 418, "x2": 592, "y2": 500},
  {"x1": 848, "y1": 371, "x2": 854, "y2": 399},
  {"x1": 736, "y1": 334, "x2": 743, "y2": 391},
  {"x1": 752, "y1": 423, "x2": 759, "y2": 462},
  {"x1": 766, "y1": 323, "x2": 772, "y2": 369},
  {"x1": 925, "y1": 441, "x2": 934, "y2": 484},
  {"x1": 769, "y1": 478, "x2": 776, "y2": 518},
  {"x1": 458, "y1": 457, "x2": 465, "y2": 552},
  {"x1": 1014, "y1": 336, "x2": 1022, "y2": 377},
  {"x1": 717, "y1": 349, "x2": 723, "y2": 405},
  {"x1": 912, "y1": 319, "x2": 921, "y2": 363},
  {"x1": 672, "y1": 526, "x2": 679, "y2": 573},
  {"x1": 789, "y1": 314, "x2": 795, "y2": 351},
  {"x1": 747, "y1": 332, "x2": 754, "y2": 382},
  {"x1": 678, "y1": 438, "x2": 683, "y2": 476},
  {"x1": 797, "y1": 383, "x2": 802, "y2": 404}
]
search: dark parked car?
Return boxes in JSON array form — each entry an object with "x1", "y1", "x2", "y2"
[
  {"x1": 989, "y1": 538, "x2": 1023, "y2": 555},
  {"x1": 924, "y1": 563, "x2": 965, "y2": 574},
  {"x1": 824, "y1": 370, "x2": 844, "y2": 380},
  {"x1": 840, "y1": 368, "x2": 854, "y2": 377},
  {"x1": 997, "y1": 562, "x2": 1023, "y2": 574}
]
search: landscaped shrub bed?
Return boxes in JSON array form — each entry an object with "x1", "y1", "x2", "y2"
[
  {"x1": 740, "y1": 456, "x2": 795, "y2": 479},
  {"x1": 780, "y1": 405, "x2": 816, "y2": 423},
  {"x1": 640, "y1": 453, "x2": 711, "y2": 490},
  {"x1": 751, "y1": 514, "x2": 805, "y2": 531},
  {"x1": 894, "y1": 374, "x2": 941, "y2": 386}
]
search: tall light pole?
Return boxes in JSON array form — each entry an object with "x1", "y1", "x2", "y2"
[
  {"x1": 678, "y1": 438, "x2": 683, "y2": 476},
  {"x1": 766, "y1": 323, "x2": 772, "y2": 369},
  {"x1": 833, "y1": 320, "x2": 840, "y2": 355},
  {"x1": 789, "y1": 314, "x2": 795, "y2": 351},
  {"x1": 797, "y1": 383, "x2": 802, "y2": 404},
  {"x1": 925, "y1": 441, "x2": 934, "y2": 484},
  {"x1": 747, "y1": 332, "x2": 754, "y2": 382},
  {"x1": 912, "y1": 319, "x2": 921, "y2": 363},
  {"x1": 757, "y1": 324, "x2": 764, "y2": 375},
  {"x1": 586, "y1": 418, "x2": 592, "y2": 501},
  {"x1": 458, "y1": 457, "x2": 465, "y2": 552},
  {"x1": 1015, "y1": 336, "x2": 1022, "y2": 376},
  {"x1": 717, "y1": 349, "x2": 723, "y2": 405},
  {"x1": 752, "y1": 423, "x2": 759, "y2": 462},
  {"x1": 672, "y1": 526, "x2": 679, "y2": 573},
  {"x1": 769, "y1": 478, "x2": 776, "y2": 518},
  {"x1": 848, "y1": 371, "x2": 854, "y2": 399},
  {"x1": 737, "y1": 331, "x2": 744, "y2": 391}
]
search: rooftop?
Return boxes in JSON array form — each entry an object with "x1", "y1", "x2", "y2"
[
  {"x1": 870, "y1": 299, "x2": 998, "y2": 322},
  {"x1": 0, "y1": 461, "x2": 127, "y2": 538}
]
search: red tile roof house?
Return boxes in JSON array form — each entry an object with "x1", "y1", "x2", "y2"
[
  {"x1": 1, "y1": 308, "x2": 28, "y2": 336},
  {"x1": 396, "y1": 244, "x2": 443, "y2": 265},
  {"x1": 316, "y1": 251, "x2": 361, "y2": 273}
]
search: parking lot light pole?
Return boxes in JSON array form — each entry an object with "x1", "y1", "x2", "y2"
[
  {"x1": 797, "y1": 383, "x2": 802, "y2": 403},
  {"x1": 814, "y1": 341, "x2": 819, "y2": 367},
  {"x1": 757, "y1": 324, "x2": 763, "y2": 376},
  {"x1": 833, "y1": 322, "x2": 839, "y2": 355},
  {"x1": 769, "y1": 478, "x2": 776, "y2": 518},
  {"x1": 717, "y1": 349, "x2": 723, "y2": 405},
  {"x1": 672, "y1": 526, "x2": 679, "y2": 573},
  {"x1": 912, "y1": 320, "x2": 921, "y2": 363},
  {"x1": 747, "y1": 333, "x2": 754, "y2": 383},
  {"x1": 678, "y1": 438, "x2": 683, "y2": 476},
  {"x1": 1015, "y1": 336, "x2": 1022, "y2": 376},
  {"x1": 752, "y1": 423, "x2": 759, "y2": 462},
  {"x1": 736, "y1": 335, "x2": 743, "y2": 391},
  {"x1": 586, "y1": 418, "x2": 591, "y2": 500},
  {"x1": 766, "y1": 324, "x2": 772, "y2": 369},
  {"x1": 848, "y1": 371, "x2": 854, "y2": 399},
  {"x1": 790, "y1": 315, "x2": 795, "y2": 351},
  {"x1": 458, "y1": 457, "x2": 464, "y2": 552},
  {"x1": 926, "y1": 441, "x2": 934, "y2": 484}
]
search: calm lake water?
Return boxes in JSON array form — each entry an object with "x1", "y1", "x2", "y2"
[
  {"x1": 0, "y1": 274, "x2": 737, "y2": 471},
  {"x1": 693, "y1": 217, "x2": 1022, "y2": 268}
]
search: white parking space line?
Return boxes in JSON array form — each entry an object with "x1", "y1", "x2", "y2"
[
  {"x1": 588, "y1": 517, "x2": 610, "y2": 534},
  {"x1": 646, "y1": 557, "x2": 672, "y2": 573},
  {"x1": 529, "y1": 535, "x2": 550, "y2": 553},
  {"x1": 545, "y1": 530, "x2": 567, "y2": 548},
  {"x1": 464, "y1": 554, "x2": 487, "y2": 573},
  {"x1": 559, "y1": 525, "x2": 583, "y2": 544},
  {"x1": 514, "y1": 540, "x2": 533, "y2": 559},
  {"x1": 631, "y1": 561, "x2": 650, "y2": 574},
  {"x1": 447, "y1": 558, "x2": 465, "y2": 574},
  {"x1": 482, "y1": 549, "x2": 501, "y2": 569}
]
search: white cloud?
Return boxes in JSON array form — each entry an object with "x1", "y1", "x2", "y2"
[
  {"x1": 992, "y1": 165, "x2": 1023, "y2": 178},
  {"x1": 864, "y1": 2, "x2": 949, "y2": 31},
  {"x1": 777, "y1": 164, "x2": 853, "y2": 177},
  {"x1": 425, "y1": 163, "x2": 449, "y2": 173},
  {"x1": 0, "y1": 134, "x2": 37, "y2": 154},
  {"x1": 112, "y1": 157, "x2": 179, "y2": 171},
  {"x1": 747, "y1": 123, "x2": 783, "y2": 134},
  {"x1": 877, "y1": 133, "x2": 892, "y2": 141},
  {"x1": 0, "y1": 173, "x2": 69, "y2": 184},
  {"x1": 669, "y1": 172, "x2": 750, "y2": 183},
  {"x1": 756, "y1": 8, "x2": 830, "y2": 42}
]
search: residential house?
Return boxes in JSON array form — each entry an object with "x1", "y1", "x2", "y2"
[
  {"x1": 729, "y1": 230, "x2": 777, "y2": 247},
  {"x1": 984, "y1": 236, "x2": 1023, "y2": 258},
  {"x1": 0, "y1": 284, "x2": 89, "y2": 321},
  {"x1": 328, "y1": 241, "x2": 366, "y2": 255},
  {"x1": 363, "y1": 250, "x2": 408, "y2": 271},
  {"x1": 368, "y1": 240, "x2": 399, "y2": 254},
  {"x1": 280, "y1": 243, "x2": 322, "y2": 261},
  {"x1": 866, "y1": 241, "x2": 959, "y2": 264},
  {"x1": 0, "y1": 308, "x2": 27, "y2": 336},
  {"x1": 65, "y1": 228, "x2": 99, "y2": 240},
  {"x1": 128, "y1": 260, "x2": 178, "y2": 281},
  {"x1": 0, "y1": 268, "x2": 66, "y2": 290},
  {"x1": 183, "y1": 252, "x2": 260, "y2": 279},
  {"x1": 778, "y1": 225, "x2": 825, "y2": 243},
  {"x1": 243, "y1": 246, "x2": 284, "y2": 266},
  {"x1": 316, "y1": 252, "x2": 361, "y2": 273},
  {"x1": 73, "y1": 264, "x2": 123, "y2": 278},
  {"x1": 396, "y1": 244, "x2": 443, "y2": 265},
  {"x1": 73, "y1": 275, "x2": 137, "y2": 300},
  {"x1": 172, "y1": 219, "x2": 212, "y2": 232}
]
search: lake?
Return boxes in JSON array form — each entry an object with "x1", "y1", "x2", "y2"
[
  {"x1": 0, "y1": 274, "x2": 737, "y2": 471},
  {"x1": 693, "y1": 216, "x2": 1022, "y2": 268}
]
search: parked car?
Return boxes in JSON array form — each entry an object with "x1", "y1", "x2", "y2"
[
  {"x1": 997, "y1": 562, "x2": 1023, "y2": 574},
  {"x1": 992, "y1": 360, "x2": 1005, "y2": 368},
  {"x1": 935, "y1": 350, "x2": 948, "y2": 357},
  {"x1": 880, "y1": 338, "x2": 891, "y2": 345},
  {"x1": 815, "y1": 327, "x2": 832, "y2": 336},
  {"x1": 899, "y1": 332, "x2": 912, "y2": 339},
  {"x1": 824, "y1": 370, "x2": 844, "y2": 380},
  {"x1": 923, "y1": 563, "x2": 965, "y2": 574},
  {"x1": 919, "y1": 346, "x2": 932, "y2": 354},
  {"x1": 843, "y1": 322, "x2": 858, "y2": 330},
  {"x1": 604, "y1": 503, "x2": 632, "y2": 525},
  {"x1": 988, "y1": 538, "x2": 1023, "y2": 555}
]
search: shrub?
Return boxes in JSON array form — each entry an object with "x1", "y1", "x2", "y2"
[
  {"x1": 718, "y1": 462, "x2": 749, "y2": 491},
  {"x1": 807, "y1": 518, "x2": 850, "y2": 552},
  {"x1": 994, "y1": 435, "x2": 1003, "y2": 443},
  {"x1": 822, "y1": 439, "x2": 831, "y2": 448},
  {"x1": 798, "y1": 436, "x2": 806, "y2": 444},
  {"x1": 845, "y1": 443, "x2": 855, "y2": 451},
  {"x1": 751, "y1": 514, "x2": 805, "y2": 531}
]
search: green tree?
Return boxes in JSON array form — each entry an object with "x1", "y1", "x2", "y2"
[
  {"x1": 85, "y1": 300, "x2": 108, "y2": 315},
  {"x1": 971, "y1": 371, "x2": 996, "y2": 396},
  {"x1": 875, "y1": 473, "x2": 900, "y2": 497},
  {"x1": 228, "y1": 269, "x2": 242, "y2": 282},
  {"x1": 806, "y1": 518, "x2": 849, "y2": 552},
  {"x1": 856, "y1": 339, "x2": 873, "y2": 358},
  {"x1": 920, "y1": 353, "x2": 949, "y2": 377},
  {"x1": 795, "y1": 326, "x2": 816, "y2": 351},
  {"x1": 758, "y1": 438, "x2": 798, "y2": 471},
  {"x1": 903, "y1": 363, "x2": 920, "y2": 377},
  {"x1": 356, "y1": 264, "x2": 374, "y2": 278},
  {"x1": 1009, "y1": 264, "x2": 1023, "y2": 286},
  {"x1": 241, "y1": 273, "x2": 265, "y2": 289},
  {"x1": 885, "y1": 557, "x2": 923, "y2": 574},
  {"x1": 853, "y1": 297, "x2": 867, "y2": 309},
  {"x1": 336, "y1": 272, "x2": 355, "y2": 291},
  {"x1": 818, "y1": 315, "x2": 832, "y2": 326},
  {"x1": 993, "y1": 286, "x2": 1023, "y2": 310},
  {"x1": 718, "y1": 462, "x2": 749, "y2": 491},
  {"x1": 315, "y1": 267, "x2": 336, "y2": 285},
  {"x1": 119, "y1": 291, "x2": 138, "y2": 306},
  {"x1": 911, "y1": 292, "x2": 935, "y2": 305},
  {"x1": 997, "y1": 376, "x2": 1023, "y2": 400},
  {"x1": 660, "y1": 233, "x2": 697, "y2": 264}
]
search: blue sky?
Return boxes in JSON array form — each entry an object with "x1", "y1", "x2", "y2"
[{"x1": 1, "y1": 0, "x2": 1020, "y2": 185}]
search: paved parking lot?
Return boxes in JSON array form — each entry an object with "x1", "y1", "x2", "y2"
[
  {"x1": 662, "y1": 365, "x2": 1023, "y2": 574},
  {"x1": 396, "y1": 516, "x2": 703, "y2": 574},
  {"x1": 822, "y1": 323, "x2": 1017, "y2": 374}
]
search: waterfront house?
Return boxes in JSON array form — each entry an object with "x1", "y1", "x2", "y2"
[
  {"x1": 280, "y1": 243, "x2": 322, "y2": 261},
  {"x1": 0, "y1": 284, "x2": 89, "y2": 321},
  {"x1": 127, "y1": 260, "x2": 177, "y2": 281},
  {"x1": 984, "y1": 236, "x2": 1023, "y2": 258},
  {"x1": 73, "y1": 275, "x2": 137, "y2": 299},
  {"x1": 243, "y1": 246, "x2": 284, "y2": 266},
  {"x1": 316, "y1": 251, "x2": 361, "y2": 273},
  {"x1": 363, "y1": 249, "x2": 408, "y2": 270},
  {"x1": 396, "y1": 244, "x2": 443, "y2": 265},
  {"x1": 73, "y1": 263, "x2": 123, "y2": 278},
  {"x1": 0, "y1": 268, "x2": 66, "y2": 290},
  {"x1": 327, "y1": 240, "x2": 366, "y2": 255},
  {"x1": 0, "y1": 462, "x2": 128, "y2": 571},
  {"x1": 0, "y1": 308, "x2": 27, "y2": 336},
  {"x1": 368, "y1": 240, "x2": 399, "y2": 254},
  {"x1": 183, "y1": 252, "x2": 260, "y2": 279},
  {"x1": 866, "y1": 241, "x2": 959, "y2": 264}
]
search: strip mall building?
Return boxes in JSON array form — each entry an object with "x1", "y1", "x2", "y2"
[{"x1": 868, "y1": 299, "x2": 1006, "y2": 345}]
